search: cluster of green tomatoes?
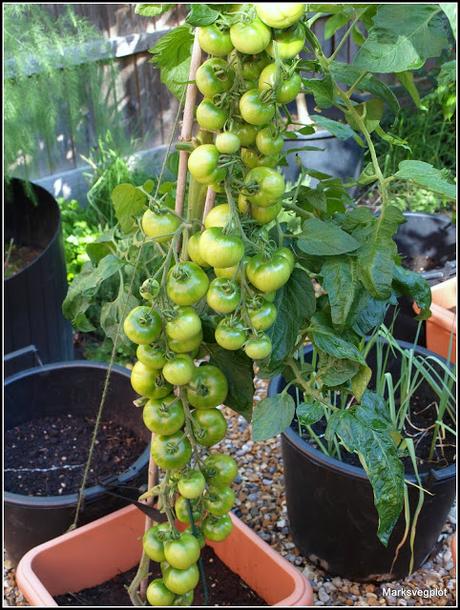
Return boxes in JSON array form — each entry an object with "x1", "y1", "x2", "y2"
[{"x1": 123, "y1": 3, "x2": 306, "y2": 605}]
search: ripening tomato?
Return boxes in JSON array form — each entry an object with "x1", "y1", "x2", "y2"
[
  {"x1": 256, "y1": 126, "x2": 284, "y2": 156},
  {"x1": 163, "y1": 563, "x2": 200, "y2": 595},
  {"x1": 146, "y1": 579, "x2": 175, "y2": 606},
  {"x1": 215, "y1": 132, "x2": 240, "y2": 154},
  {"x1": 187, "y1": 232, "x2": 209, "y2": 267},
  {"x1": 256, "y1": 3, "x2": 306, "y2": 29},
  {"x1": 251, "y1": 201, "x2": 282, "y2": 224},
  {"x1": 247, "y1": 299, "x2": 277, "y2": 330},
  {"x1": 232, "y1": 122, "x2": 258, "y2": 146},
  {"x1": 143, "y1": 395, "x2": 185, "y2": 435},
  {"x1": 151, "y1": 430, "x2": 192, "y2": 470},
  {"x1": 207, "y1": 278, "x2": 241, "y2": 313},
  {"x1": 199, "y1": 227, "x2": 244, "y2": 268},
  {"x1": 202, "y1": 514, "x2": 233, "y2": 541},
  {"x1": 196, "y1": 58, "x2": 235, "y2": 97},
  {"x1": 239, "y1": 89, "x2": 275, "y2": 126},
  {"x1": 177, "y1": 469, "x2": 206, "y2": 500},
  {"x1": 198, "y1": 25, "x2": 234, "y2": 57},
  {"x1": 259, "y1": 63, "x2": 302, "y2": 103},
  {"x1": 202, "y1": 453, "x2": 238, "y2": 487},
  {"x1": 246, "y1": 248, "x2": 294, "y2": 292},
  {"x1": 244, "y1": 166, "x2": 285, "y2": 206},
  {"x1": 143, "y1": 522, "x2": 172, "y2": 562},
  {"x1": 267, "y1": 23, "x2": 305, "y2": 59},
  {"x1": 124, "y1": 306, "x2": 162, "y2": 345},
  {"x1": 215, "y1": 318, "x2": 247, "y2": 351},
  {"x1": 204, "y1": 486, "x2": 235, "y2": 516},
  {"x1": 168, "y1": 330, "x2": 203, "y2": 355},
  {"x1": 163, "y1": 355, "x2": 195, "y2": 386},
  {"x1": 175, "y1": 495, "x2": 202, "y2": 524},
  {"x1": 186, "y1": 365, "x2": 228, "y2": 409},
  {"x1": 166, "y1": 306, "x2": 202, "y2": 341},
  {"x1": 131, "y1": 361, "x2": 173, "y2": 398},
  {"x1": 167, "y1": 262, "x2": 209, "y2": 305},
  {"x1": 164, "y1": 533, "x2": 201, "y2": 570},
  {"x1": 196, "y1": 98, "x2": 228, "y2": 132},
  {"x1": 204, "y1": 203, "x2": 231, "y2": 229},
  {"x1": 244, "y1": 334, "x2": 272, "y2": 359},
  {"x1": 136, "y1": 344, "x2": 167, "y2": 369},
  {"x1": 188, "y1": 144, "x2": 219, "y2": 180},
  {"x1": 230, "y1": 17, "x2": 271, "y2": 55},
  {"x1": 191, "y1": 408, "x2": 227, "y2": 447},
  {"x1": 142, "y1": 209, "x2": 181, "y2": 243}
]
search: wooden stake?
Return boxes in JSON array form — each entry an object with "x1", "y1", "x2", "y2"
[
  {"x1": 203, "y1": 187, "x2": 216, "y2": 219},
  {"x1": 139, "y1": 30, "x2": 203, "y2": 601}
]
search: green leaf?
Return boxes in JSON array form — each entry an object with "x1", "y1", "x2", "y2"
[
  {"x1": 135, "y1": 4, "x2": 174, "y2": 17},
  {"x1": 252, "y1": 394, "x2": 295, "y2": 441},
  {"x1": 324, "y1": 12, "x2": 350, "y2": 39},
  {"x1": 358, "y1": 243, "x2": 395, "y2": 300},
  {"x1": 62, "y1": 255, "x2": 123, "y2": 330},
  {"x1": 111, "y1": 184, "x2": 147, "y2": 233},
  {"x1": 395, "y1": 71, "x2": 422, "y2": 108},
  {"x1": 392, "y1": 265, "x2": 432, "y2": 320},
  {"x1": 352, "y1": 292, "x2": 391, "y2": 336},
  {"x1": 394, "y1": 161, "x2": 456, "y2": 200},
  {"x1": 298, "y1": 218, "x2": 361, "y2": 256},
  {"x1": 374, "y1": 126, "x2": 411, "y2": 151},
  {"x1": 186, "y1": 4, "x2": 219, "y2": 26},
  {"x1": 321, "y1": 257, "x2": 359, "y2": 328},
  {"x1": 297, "y1": 401, "x2": 325, "y2": 426},
  {"x1": 101, "y1": 288, "x2": 139, "y2": 345},
  {"x1": 440, "y1": 3, "x2": 457, "y2": 39},
  {"x1": 330, "y1": 62, "x2": 400, "y2": 114},
  {"x1": 149, "y1": 25, "x2": 194, "y2": 99},
  {"x1": 309, "y1": 312, "x2": 366, "y2": 365},
  {"x1": 295, "y1": 185, "x2": 327, "y2": 214},
  {"x1": 318, "y1": 353, "x2": 360, "y2": 387},
  {"x1": 86, "y1": 230, "x2": 115, "y2": 264},
  {"x1": 353, "y1": 4, "x2": 449, "y2": 73},
  {"x1": 207, "y1": 344, "x2": 255, "y2": 422},
  {"x1": 326, "y1": 405, "x2": 404, "y2": 546},
  {"x1": 261, "y1": 268, "x2": 316, "y2": 376},
  {"x1": 351, "y1": 364, "x2": 372, "y2": 401},
  {"x1": 310, "y1": 114, "x2": 357, "y2": 140},
  {"x1": 302, "y1": 75, "x2": 334, "y2": 108},
  {"x1": 356, "y1": 391, "x2": 393, "y2": 432}
]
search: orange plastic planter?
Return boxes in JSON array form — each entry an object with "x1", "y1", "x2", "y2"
[
  {"x1": 425, "y1": 278, "x2": 456, "y2": 363},
  {"x1": 16, "y1": 505, "x2": 313, "y2": 607}
]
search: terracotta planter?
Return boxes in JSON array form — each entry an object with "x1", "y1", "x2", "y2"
[
  {"x1": 415, "y1": 278, "x2": 456, "y2": 363},
  {"x1": 16, "y1": 505, "x2": 313, "y2": 607}
]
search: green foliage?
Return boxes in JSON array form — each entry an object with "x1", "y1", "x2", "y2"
[
  {"x1": 252, "y1": 394, "x2": 296, "y2": 441},
  {"x1": 149, "y1": 25, "x2": 194, "y2": 99},
  {"x1": 4, "y1": 5, "x2": 126, "y2": 182}
]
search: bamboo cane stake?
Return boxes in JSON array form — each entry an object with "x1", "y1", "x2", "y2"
[
  {"x1": 203, "y1": 187, "x2": 216, "y2": 219},
  {"x1": 139, "y1": 30, "x2": 203, "y2": 601}
]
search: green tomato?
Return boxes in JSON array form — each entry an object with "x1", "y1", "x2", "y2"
[
  {"x1": 215, "y1": 132, "x2": 240, "y2": 154},
  {"x1": 232, "y1": 122, "x2": 258, "y2": 146},
  {"x1": 167, "y1": 262, "x2": 209, "y2": 306},
  {"x1": 267, "y1": 23, "x2": 306, "y2": 59},
  {"x1": 163, "y1": 563, "x2": 200, "y2": 596},
  {"x1": 202, "y1": 514, "x2": 233, "y2": 542},
  {"x1": 177, "y1": 469, "x2": 206, "y2": 500},
  {"x1": 191, "y1": 408, "x2": 227, "y2": 447},
  {"x1": 207, "y1": 278, "x2": 241, "y2": 314},
  {"x1": 143, "y1": 395, "x2": 185, "y2": 435},
  {"x1": 239, "y1": 89, "x2": 275, "y2": 126},
  {"x1": 136, "y1": 344, "x2": 167, "y2": 369},
  {"x1": 239, "y1": 53, "x2": 271, "y2": 81},
  {"x1": 173, "y1": 590, "x2": 194, "y2": 606},
  {"x1": 163, "y1": 355, "x2": 195, "y2": 386},
  {"x1": 187, "y1": 232, "x2": 209, "y2": 268},
  {"x1": 151, "y1": 430, "x2": 192, "y2": 470},
  {"x1": 204, "y1": 203, "x2": 231, "y2": 229},
  {"x1": 215, "y1": 319, "x2": 247, "y2": 351},
  {"x1": 259, "y1": 63, "x2": 302, "y2": 103},
  {"x1": 229, "y1": 17, "x2": 271, "y2": 55},
  {"x1": 199, "y1": 227, "x2": 244, "y2": 268},
  {"x1": 256, "y1": 126, "x2": 284, "y2": 156},
  {"x1": 194, "y1": 165, "x2": 227, "y2": 186},
  {"x1": 175, "y1": 496, "x2": 202, "y2": 524},
  {"x1": 186, "y1": 365, "x2": 228, "y2": 409},
  {"x1": 244, "y1": 166, "x2": 285, "y2": 206},
  {"x1": 204, "y1": 486, "x2": 235, "y2": 516},
  {"x1": 131, "y1": 361, "x2": 173, "y2": 398},
  {"x1": 256, "y1": 3, "x2": 306, "y2": 29},
  {"x1": 240, "y1": 147, "x2": 278, "y2": 169},
  {"x1": 146, "y1": 579, "x2": 175, "y2": 606},
  {"x1": 203, "y1": 453, "x2": 238, "y2": 488},
  {"x1": 188, "y1": 144, "x2": 219, "y2": 180},
  {"x1": 196, "y1": 98, "x2": 228, "y2": 132},
  {"x1": 166, "y1": 307, "x2": 202, "y2": 341},
  {"x1": 143, "y1": 523, "x2": 172, "y2": 562},
  {"x1": 141, "y1": 209, "x2": 181, "y2": 243},
  {"x1": 198, "y1": 25, "x2": 234, "y2": 57},
  {"x1": 164, "y1": 533, "x2": 201, "y2": 570},
  {"x1": 246, "y1": 248, "x2": 293, "y2": 292},
  {"x1": 183, "y1": 526, "x2": 206, "y2": 549},
  {"x1": 247, "y1": 299, "x2": 277, "y2": 331},
  {"x1": 244, "y1": 334, "x2": 272, "y2": 359},
  {"x1": 251, "y1": 201, "x2": 282, "y2": 224},
  {"x1": 123, "y1": 306, "x2": 162, "y2": 345},
  {"x1": 168, "y1": 330, "x2": 203, "y2": 354},
  {"x1": 195, "y1": 58, "x2": 235, "y2": 97},
  {"x1": 277, "y1": 246, "x2": 296, "y2": 271}
]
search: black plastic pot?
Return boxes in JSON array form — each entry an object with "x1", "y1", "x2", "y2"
[
  {"x1": 283, "y1": 129, "x2": 364, "y2": 192},
  {"x1": 269, "y1": 341, "x2": 456, "y2": 582},
  {"x1": 388, "y1": 212, "x2": 457, "y2": 345},
  {"x1": 4, "y1": 179, "x2": 73, "y2": 376},
  {"x1": 4, "y1": 360, "x2": 150, "y2": 565}
]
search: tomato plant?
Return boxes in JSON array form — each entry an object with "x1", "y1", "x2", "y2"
[{"x1": 66, "y1": 2, "x2": 455, "y2": 603}]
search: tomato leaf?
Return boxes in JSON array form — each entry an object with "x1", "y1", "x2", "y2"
[
  {"x1": 308, "y1": 311, "x2": 366, "y2": 365},
  {"x1": 296, "y1": 401, "x2": 325, "y2": 426},
  {"x1": 298, "y1": 218, "x2": 361, "y2": 256},
  {"x1": 186, "y1": 5, "x2": 220, "y2": 26},
  {"x1": 111, "y1": 184, "x2": 147, "y2": 233},
  {"x1": 320, "y1": 256, "x2": 359, "y2": 329},
  {"x1": 317, "y1": 353, "x2": 360, "y2": 387},
  {"x1": 394, "y1": 161, "x2": 457, "y2": 200},
  {"x1": 135, "y1": 4, "x2": 174, "y2": 17},
  {"x1": 310, "y1": 114, "x2": 358, "y2": 141},
  {"x1": 252, "y1": 394, "x2": 295, "y2": 441},
  {"x1": 392, "y1": 265, "x2": 432, "y2": 320},
  {"x1": 149, "y1": 25, "x2": 194, "y2": 99}
]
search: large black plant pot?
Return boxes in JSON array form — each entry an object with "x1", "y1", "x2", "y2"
[
  {"x1": 389, "y1": 212, "x2": 457, "y2": 345},
  {"x1": 283, "y1": 129, "x2": 363, "y2": 193},
  {"x1": 4, "y1": 361, "x2": 150, "y2": 565},
  {"x1": 4, "y1": 178, "x2": 73, "y2": 375},
  {"x1": 269, "y1": 341, "x2": 455, "y2": 582}
]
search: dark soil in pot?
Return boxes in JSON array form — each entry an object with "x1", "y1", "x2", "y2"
[
  {"x1": 54, "y1": 546, "x2": 266, "y2": 606},
  {"x1": 271, "y1": 340, "x2": 456, "y2": 581},
  {"x1": 5, "y1": 414, "x2": 145, "y2": 496}
]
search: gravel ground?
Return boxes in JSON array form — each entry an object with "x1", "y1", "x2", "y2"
[{"x1": 4, "y1": 379, "x2": 456, "y2": 607}]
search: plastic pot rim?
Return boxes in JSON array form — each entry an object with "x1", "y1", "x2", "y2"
[
  {"x1": 4, "y1": 360, "x2": 150, "y2": 507},
  {"x1": 270, "y1": 339, "x2": 456, "y2": 484},
  {"x1": 5, "y1": 178, "x2": 62, "y2": 283}
]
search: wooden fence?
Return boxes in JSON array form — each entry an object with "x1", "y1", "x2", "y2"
[{"x1": 18, "y1": 4, "x2": 360, "y2": 180}]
